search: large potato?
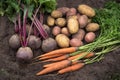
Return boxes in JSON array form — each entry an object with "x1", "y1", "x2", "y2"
[
  {"x1": 78, "y1": 4, "x2": 95, "y2": 17},
  {"x1": 72, "y1": 29, "x2": 85, "y2": 40},
  {"x1": 86, "y1": 23, "x2": 99, "y2": 32},
  {"x1": 47, "y1": 16, "x2": 55, "y2": 26},
  {"x1": 55, "y1": 18, "x2": 66, "y2": 27},
  {"x1": 78, "y1": 15, "x2": 88, "y2": 28},
  {"x1": 56, "y1": 34, "x2": 70, "y2": 48},
  {"x1": 67, "y1": 18, "x2": 79, "y2": 34},
  {"x1": 51, "y1": 10, "x2": 63, "y2": 18}
]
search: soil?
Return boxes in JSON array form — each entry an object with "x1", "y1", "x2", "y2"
[{"x1": 0, "y1": 0, "x2": 120, "y2": 80}]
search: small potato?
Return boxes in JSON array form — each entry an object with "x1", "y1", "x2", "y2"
[
  {"x1": 78, "y1": 15, "x2": 88, "y2": 28},
  {"x1": 52, "y1": 26, "x2": 61, "y2": 36},
  {"x1": 86, "y1": 23, "x2": 99, "y2": 32},
  {"x1": 61, "y1": 27, "x2": 70, "y2": 36},
  {"x1": 70, "y1": 38, "x2": 83, "y2": 47},
  {"x1": 56, "y1": 34, "x2": 70, "y2": 48},
  {"x1": 67, "y1": 18, "x2": 79, "y2": 34},
  {"x1": 72, "y1": 29, "x2": 85, "y2": 40},
  {"x1": 51, "y1": 10, "x2": 63, "y2": 18},
  {"x1": 66, "y1": 8, "x2": 77, "y2": 17},
  {"x1": 57, "y1": 7, "x2": 70, "y2": 15},
  {"x1": 47, "y1": 16, "x2": 55, "y2": 26},
  {"x1": 42, "y1": 38, "x2": 57, "y2": 52},
  {"x1": 85, "y1": 32, "x2": 96, "y2": 43},
  {"x1": 55, "y1": 18, "x2": 66, "y2": 27},
  {"x1": 43, "y1": 24, "x2": 51, "y2": 34},
  {"x1": 78, "y1": 4, "x2": 95, "y2": 17}
]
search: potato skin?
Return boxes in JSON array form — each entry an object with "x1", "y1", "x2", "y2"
[
  {"x1": 78, "y1": 15, "x2": 88, "y2": 28},
  {"x1": 67, "y1": 18, "x2": 79, "y2": 34},
  {"x1": 66, "y1": 8, "x2": 77, "y2": 17},
  {"x1": 55, "y1": 18, "x2": 66, "y2": 27},
  {"x1": 51, "y1": 10, "x2": 63, "y2": 18},
  {"x1": 57, "y1": 7, "x2": 70, "y2": 15},
  {"x1": 61, "y1": 27, "x2": 70, "y2": 36},
  {"x1": 70, "y1": 38, "x2": 83, "y2": 47},
  {"x1": 47, "y1": 16, "x2": 55, "y2": 26},
  {"x1": 52, "y1": 26, "x2": 61, "y2": 36},
  {"x1": 78, "y1": 4, "x2": 95, "y2": 17},
  {"x1": 85, "y1": 32, "x2": 96, "y2": 43},
  {"x1": 86, "y1": 23, "x2": 99, "y2": 32},
  {"x1": 42, "y1": 38, "x2": 57, "y2": 52},
  {"x1": 72, "y1": 29, "x2": 85, "y2": 40},
  {"x1": 56, "y1": 34, "x2": 70, "y2": 48}
]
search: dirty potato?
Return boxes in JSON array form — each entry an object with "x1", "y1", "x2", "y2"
[
  {"x1": 86, "y1": 23, "x2": 99, "y2": 32},
  {"x1": 51, "y1": 10, "x2": 63, "y2": 18},
  {"x1": 55, "y1": 18, "x2": 66, "y2": 27},
  {"x1": 57, "y1": 7, "x2": 70, "y2": 15},
  {"x1": 78, "y1": 15, "x2": 88, "y2": 28},
  {"x1": 47, "y1": 16, "x2": 55, "y2": 26}
]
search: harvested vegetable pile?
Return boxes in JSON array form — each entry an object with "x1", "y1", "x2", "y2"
[{"x1": 33, "y1": 1, "x2": 120, "y2": 75}]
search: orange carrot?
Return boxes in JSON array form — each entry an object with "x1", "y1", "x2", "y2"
[
  {"x1": 68, "y1": 52, "x2": 94, "y2": 60},
  {"x1": 41, "y1": 54, "x2": 70, "y2": 62},
  {"x1": 36, "y1": 60, "x2": 72, "y2": 76},
  {"x1": 39, "y1": 53, "x2": 65, "y2": 60},
  {"x1": 40, "y1": 47, "x2": 77, "y2": 57},
  {"x1": 58, "y1": 63, "x2": 85, "y2": 74}
]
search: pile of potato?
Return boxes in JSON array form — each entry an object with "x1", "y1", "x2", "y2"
[{"x1": 43, "y1": 4, "x2": 99, "y2": 51}]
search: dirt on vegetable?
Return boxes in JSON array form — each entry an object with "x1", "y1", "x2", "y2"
[{"x1": 0, "y1": 0, "x2": 120, "y2": 80}]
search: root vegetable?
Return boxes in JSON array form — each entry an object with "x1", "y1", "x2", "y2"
[
  {"x1": 61, "y1": 27, "x2": 70, "y2": 36},
  {"x1": 47, "y1": 16, "x2": 55, "y2": 26},
  {"x1": 85, "y1": 32, "x2": 96, "y2": 43},
  {"x1": 9, "y1": 34, "x2": 21, "y2": 49},
  {"x1": 55, "y1": 18, "x2": 66, "y2": 27},
  {"x1": 42, "y1": 37, "x2": 57, "y2": 52},
  {"x1": 57, "y1": 7, "x2": 70, "y2": 15},
  {"x1": 16, "y1": 47, "x2": 33, "y2": 61},
  {"x1": 86, "y1": 23, "x2": 99, "y2": 32},
  {"x1": 78, "y1": 4, "x2": 95, "y2": 17},
  {"x1": 78, "y1": 15, "x2": 88, "y2": 28},
  {"x1": 43, "y1": 24, "x2": 51, "y2": 34},
  {"x1": 67, "y1": 18, "x2": 79, "y2": 34},
  {"x1": 52, "y1": 26, "x2": 61, "y2": 36},
  {"x1": 70, "y1": 38, "x2": 83, "y2": 47},
  {"x1": 66, "y1": 8, "x2": 77, "y2": 17},
  {"x1": 51, "y1": 10, "x2": 63, "y2": 18},
  {"x1": 28, "y1": 35, "x2": 41, "y2": 49},
  {"x1": 26, "y1": 24, "x2": 34, "y2": 35},
  {"x1": 56, "y1": 34, "x2": 70, "y2": 48},
  {"x1": 72, "y1": 29, "x2": 85, "y2": 40}
]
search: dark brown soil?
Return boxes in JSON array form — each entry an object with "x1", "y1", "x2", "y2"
[{"x1": 0, "y1": 0, "x2": 120, "y2": 80}]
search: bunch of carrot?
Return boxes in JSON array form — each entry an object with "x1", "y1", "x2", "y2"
[{"x1": 33, "y1": 1, "x2": 120, "y2": 76}]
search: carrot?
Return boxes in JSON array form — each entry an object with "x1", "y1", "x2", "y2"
[
  {"x1": 41, "y1": 54, "x2": 70, "y2": 62},
  {"x1": 36, "y1": 60, "x2": 72, "y2": 76},
  {"x1": 39, "y1": 53, "x2": 65, "y2": 60},
  {"x1": 58, "y1": 63, "x2": 85, "y2": 74},
  {"x1": 43, "y1": 60, "x2": 82, "y2": 68},
  {"x1": 39, "y1": 47, "x2": 77, "y2": 57},
  {"x1": 68, "y1": 52, "x2": 94, "y2": 60}
]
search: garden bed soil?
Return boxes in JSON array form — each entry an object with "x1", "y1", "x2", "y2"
[{"x1": 0, "y1": 0, "x2": 120, "y2": 80}]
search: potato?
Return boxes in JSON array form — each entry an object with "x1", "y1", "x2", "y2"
[
  {"x1": 86, "y1": 23, "x2": 99, "y2": 32},
  {"x1": 78, "y1": 15, "x2": 88, "y2": 28},
  {"x1": 47, "y1": 16, "x2": 55, "y2": 26},
  {"x1": 57, "y1": 7, "x2": 70, "y2": 15},
  {"x1": 56, "y1": 34, "x2": 70, "y2": 48},
  {"x1": 43, "y1": 24, "x2": 51, "y2": 34},
  {"x1": 55, "y1": 18, "x2": 66, "y2": 27},
  {"x1": 66, "y1": 8, "x2": 77, "y2": 17},
  {"x1": 52, "y1": 26, "x2": 61, "y2": 36},
  {"x1": 85, "y1": 32, "x2": 96, "y2": 43},
  {"x1": 67, "y1": 18, "x2": 79, "y2": 34},
  {"x1": 70, "y1": 38, "x2": 83, "y2": 47},
  {"x1": 72, "y1": 29, "x2": 85, "y2": 40},
  {"x1": 67, "y1": 15, "x2": 78, "y2": 20},
  {"x1": 61, "y1": 27, "x2": 70, "y2": 36},
  {"x1": 78, "y1": 4, "x2": 95, "y2": 17},
  {"x1": 51, "y1": 10, "x2": 63, "y2": 18},
  {"x1": 42, "y1": 37, "x2": 57, "y2": 52}
]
